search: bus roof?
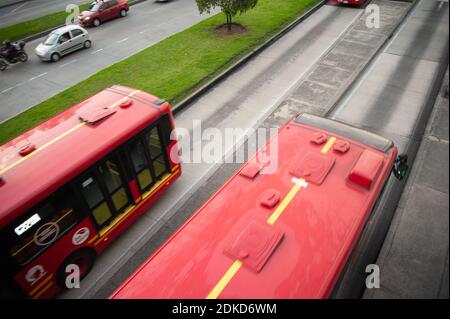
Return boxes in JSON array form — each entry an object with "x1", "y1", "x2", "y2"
[
  {"x1": 0, "y1": 85, "x2": 169, "y2": 229},
  {"x1": 111, "y1": 114, "x2": 397, "y2": 299}
]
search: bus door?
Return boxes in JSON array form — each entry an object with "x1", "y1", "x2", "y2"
[
  {"x1": 126, "y1": 121, "x2": 172, "y2": 199},
  {"x1": 77, "y1": 152, "x2": 133, "y2": 230}
]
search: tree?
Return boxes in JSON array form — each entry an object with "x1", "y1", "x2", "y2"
[{"x1": 195, "y1": 0, "x2": 258, "y2": 31}]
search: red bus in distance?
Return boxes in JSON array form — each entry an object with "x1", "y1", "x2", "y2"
[
  {"x1": 0, "y1": 86, "x2": 181, "y2": 298},
  {"x1": 111, "y1": 114, "x2": 399, "y2": 299}
]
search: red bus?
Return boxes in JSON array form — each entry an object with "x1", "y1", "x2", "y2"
[
  {"x1": 0, "y1": 85, "x2": 181, "y2": 299},
  {"x1": 111, "y1": 113, "x2": 404, "y2": 299}
]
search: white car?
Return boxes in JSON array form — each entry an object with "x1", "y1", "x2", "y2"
[{"x1": 35, "y1": 25, "x2": 91, "y2": 62}]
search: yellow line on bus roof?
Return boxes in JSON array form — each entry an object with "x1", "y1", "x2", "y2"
[
  {"x1": 206, "y1": 260, "x2": 242, "y2": 299},
  {"x1": 0, "y1": 90, "x2": 140, "y2": 176},
  {"x1": 321, "y1": 136, "x2": 336, "y2": 154},
  {"x1": 205, "y1": 136, "x2": 337, "y2": 299}
]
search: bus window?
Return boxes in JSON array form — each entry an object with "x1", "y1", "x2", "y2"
[
  {"x1": 79, "y1": 154, "x2": 132, "y2": 229},
  {"x1": 144, "y1": 127, "x2": 170, "y2": 179},
  {"x1": 80, "y1": 172, "x2": 112, "y2": 228},
  {"x1": 99, "y1": 158, "x2": 130, "y2": 212},
  {"x1": 129, "y1": 139, "x2": 155, "y2": 192},
  {"x1": 8, "y1": 192, "x2": 79, "y2": 266},
  {"x1": 146, "y1": 127, "x2": 162, "y2": 159}
]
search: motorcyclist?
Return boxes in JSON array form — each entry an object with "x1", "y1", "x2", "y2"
[{"x1": 1, "y1": 40, "x2": 18, "y2": 61}]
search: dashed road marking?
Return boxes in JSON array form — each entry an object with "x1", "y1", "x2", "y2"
[
  {"x1": 59, "y1": 60, "x2": 77, "y2": 68},
  {"x1": 117, "y1": 38, "x2": 129, "y2": 43},
  {"x1": 1, "y1": 86, "x2": 16, "y2": 94},
  {"x1": 28, "y1": 72, "x2": 48, "y2": 81},
  {"x1": 91, "y1": 48, "x2": 104, "y2": 54}
]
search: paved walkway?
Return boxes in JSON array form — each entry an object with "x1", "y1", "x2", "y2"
[{"x1": 364, "y1": 69, "x2": 449, "y2": 299}]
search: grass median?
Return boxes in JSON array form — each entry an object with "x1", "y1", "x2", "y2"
[
  {"x1": 0, "y1": 3, "x2": 91, "y2": 43},
  {"x1": 0, "y1": 0, "x2": 320, "y2": 144}
]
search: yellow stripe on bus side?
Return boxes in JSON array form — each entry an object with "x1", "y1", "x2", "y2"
[
  {"x1": 29, "y1": 274, "x2": 53, "y2": 297},
  {"x1": 32, "y1": 281, "x2": 53, "y2": 299},
  {"x1": 0, "y1": 90, "x2": 140, "y2": 176},
  {"x1": 94, "y1": 167, "x2": 180, "y2": 245}
]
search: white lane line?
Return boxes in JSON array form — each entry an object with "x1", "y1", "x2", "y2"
[
  {"x1": 59, "y1": 60, "x2": 77, "y2": 68},
  {"x1": 91, "y1": 48, "x2": 104, "y2": 54},
  {"x1": 116, "y1": 37, "x2": 129, "y2": 44},
  {"x1": 10, "y1": 2, "x2": 27, "y2": 14},
  {"x1": 1, "y1": 86, "x2": 16, "y2": 94},
  {"x1": 28, "y1": 72, "x2": 48, "y2": 81}
]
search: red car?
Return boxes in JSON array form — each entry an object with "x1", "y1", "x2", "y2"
[
  {"x1": 79, "y1": 0, "x2": 129, "y2": 27},
  {"x1": 332, "y1": 0, "x2": 366, "y2": 5}
]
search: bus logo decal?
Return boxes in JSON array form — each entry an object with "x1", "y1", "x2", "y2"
[
  {"x1": 34, "y1": 222, "x2": 60, "y2": 246},
  {"x1": 72, "y1": 227, "x2": 90, "y2": 245},
  {"x1": 25, "y1": 265, "x2": 47, "y2": 286}
]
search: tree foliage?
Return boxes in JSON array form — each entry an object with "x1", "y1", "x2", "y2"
[{"x1": 195, "y1": 0, "x2": 258, "y2": 30}]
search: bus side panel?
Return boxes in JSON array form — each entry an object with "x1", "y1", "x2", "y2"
[
  {"x1": 94, "y1": 169, "x2": 181, "y2": 253},
  {"x1": 14, "y1": 218, "x2": 99, "y2": 299}
]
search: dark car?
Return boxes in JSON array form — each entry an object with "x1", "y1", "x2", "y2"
[{"x1": 78, "y1": 0, "x2": 129, "y2": 27}]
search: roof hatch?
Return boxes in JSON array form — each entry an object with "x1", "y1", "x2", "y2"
[
  {"x1": 291, "y1": 151, "x2": 335, "y2": 185},
  {"x1": 240, "y1": 163, "x2": 262, "y2": 180},
  {"x1": 224, "y1": 220, "x2": 284, "y2": 273},
  {"x1": 19, "y1": 143, "x2": 36, "y2": 156},
  {"x1": 348, "y1": 150, "x2": 384, "y2": 190}
]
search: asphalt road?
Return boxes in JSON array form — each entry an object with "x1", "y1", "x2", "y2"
[
  {"x1": 0, "y1": 0, "x2": 215, "y2": 123},
  {"x1": 327, "y1": 0, "x2": 449, "y2": 298},
  {"x1": 0, "y1": 0, "x2": 93, "y2": 28},
  {"x1": 58, "y1": 2, "x2": 364, "y2": 298}
]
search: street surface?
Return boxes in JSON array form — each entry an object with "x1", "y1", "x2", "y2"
[{"x1": 0, "y1": 0, "x2": 216, "y2": 122}]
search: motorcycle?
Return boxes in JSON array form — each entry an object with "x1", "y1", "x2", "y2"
[{"x1": 0, "y1": 41, "x2": 28, "y2": 71}]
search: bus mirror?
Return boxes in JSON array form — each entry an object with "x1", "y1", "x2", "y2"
[{"x1": 393, "y1": 154, "x2": 408, "y2": 180}]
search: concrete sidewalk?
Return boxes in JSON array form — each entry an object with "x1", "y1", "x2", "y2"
[{"x1": 364, "y1": 69, "x2": 449, "y2": 299}]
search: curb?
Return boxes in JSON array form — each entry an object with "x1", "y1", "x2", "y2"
[
  {"x1": 324, "y1": 0, "x2": 420, "y2": 117},
  {"x1": 19, "y1": 0, "x2": 149, "y2": 43},
  {"x1": 172, "y1": 0, "x2": 327, "y2": 115}
]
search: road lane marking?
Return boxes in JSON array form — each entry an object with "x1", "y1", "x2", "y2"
[
  {"x1": 10, "y1": 2, "x2": 27, "y2": 14},
  {"x1": 117, "y1": 38, "x2": 129, "y2": 44},
  {"x1": 91, "y1": 48, "x2": 104, "y2": 54},
  {"x1": 59, "y1": 60, "x2": 77, "y2": 68},
  {"x1": 1, "y1": 86, "x2": 16, "y2": 94},
  {"x1": 28, "y1": 72, "x2": 48, "y2": 81}
]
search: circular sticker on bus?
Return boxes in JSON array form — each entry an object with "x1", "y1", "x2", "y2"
[
  {"x1": 72, "y1": 227, "x2": 90, "y2": 246},
  {"x1": 34, "y1": 222, "x2": 60, "y2": 246},
  {"x1": 25, "y1": 265, "x2": 47, "y2": 286}
]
